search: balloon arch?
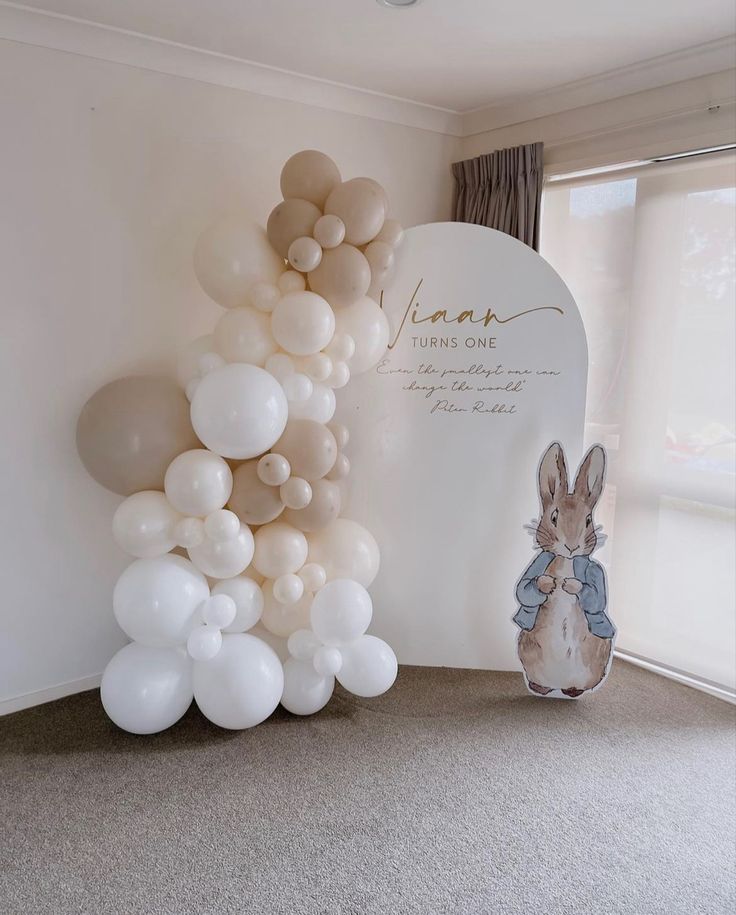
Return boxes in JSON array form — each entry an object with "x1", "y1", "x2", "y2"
[{"x1": 77, "y1": 151, "x2": 401, "y2": 733}]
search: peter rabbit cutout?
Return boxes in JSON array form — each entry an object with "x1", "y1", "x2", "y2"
[{"x1": 515, "y1": 442, "x2": 616, "y2": 698}]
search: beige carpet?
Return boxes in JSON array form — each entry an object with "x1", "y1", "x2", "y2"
[{"x1": 1, "y1": 661, "x2": 734, "y2": 915}]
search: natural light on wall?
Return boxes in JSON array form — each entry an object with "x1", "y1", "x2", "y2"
[{"x1": 542, "y1": 150, "x2": 736, "y2": 693}]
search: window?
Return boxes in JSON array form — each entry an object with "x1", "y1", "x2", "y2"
[{"x1": 542, "y1": 151, "x2": 736, "y2": 692}]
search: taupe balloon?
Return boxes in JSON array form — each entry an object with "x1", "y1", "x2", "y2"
[
  {"x1": 280, "y1": 150, "x2": 341, "y2": 208},
  {"x1": 274, "y1": 420, "x2": 337, "y2": 481},
  {"x1": 267, "y1": 198, "x2": 322, "y2": 259},
  {"x1": 228, "y1": 459, "x2": 284, "y2": 526},
  {"x1": 308, "y1": 243, "x2": 371, "y2": 309},
  {"x1": 283, "y1": 478, "x2": 341, "y2": 531},
  {"x1": 325, "y1": 178, "x2": 386, "y2": 246},
  {"x1": 76, "y1": 376, "x2": 200, "y2": 496}
]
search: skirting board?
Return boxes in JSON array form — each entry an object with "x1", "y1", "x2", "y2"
[{"x1": 614, "y1": 650, "x2": 736, "y2": 705}]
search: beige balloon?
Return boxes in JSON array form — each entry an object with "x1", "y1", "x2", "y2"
[
  {"x1": 365, "y1": 240, "x2": 396, "y2": 300},
  {"x1": 274, "y1": 420, "x2": 337, "y2": 481},
  {"x1": 77, "y1": 376, "x2": 200, "y2": 496},
  {"x1": 267, "y1": 198, "x2": 322, "y2": 259},
  {"x1": 228, "y1": 459, "x2": 284, "y2": 526},
  {"x1": 283, "y1": 478, "x2": 341, "y2": 532},
  {"x1": 214, "y1": 306, "x2": 277, "y2": 366},
  {"x1": 376, "y1": 218, "x2": 404, "y2": 248},
  {"x1": 308, "y1": 244, "x2": 371, "y2": 309},
  {"x1": 325, "y1": 178, "x2": 386, "y2": 246},
  {"x1": 261, "y1": 580, "x2": 313, "y2": 638},
  {"x1": 280, "y1": 150, "x2": 341, "y2": 208}
]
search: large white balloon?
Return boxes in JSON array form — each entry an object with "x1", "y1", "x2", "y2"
[
  {"x1": 164, "y1": 449, "x2": 233, "y2": 517},
  {"x1": 281, "y1": 658, "x2": 334, "y2": 716},
  {"x1": 190, "y1": 363, "x2": 288, "y2": 459},
  {"x1": 214, "y1": 306, "x2": 278, "y2": 367},
  {"x1": 212, "y1": 576, "x2": 264, "y2": 632},
  {"x1": 307, "y1": 519, "x2": 380, "y2": 587},
  {"x1": 112, "y1": 491, "x2": 181, "y2": 559},
  {"x1": 101, "y1": 643, "x2": 193, "y2": 734},
  {"x1": 253, "y1": 521, "x2": 308, "y2": 579},
  {"x1": 287, "y1": 383, "x2": 336, "y2": 423},
  {"x1": 188, "y1": 523, "x2": 254, "y2": 579},
  {"x1": 193, "y1": 633, "x2": 284, "y2": 729},
  {"x1": 310, "y1": 578, "x2": 373, "y2": 646},
  {"x1": 113, "y1": 555, "x2": 208, "y2": 647},
  {"x1": 337, "y1": 635, "x2": 398, "y2": 698},
  {"x1": 271, "y1": 291, "x2": 335, "y2": 356},
  {"x1": 193, "y1": 215, "x2": 284, "y2": 309},
  {"x1": 334, "y1": 296, "x2": 390, "y2": 374}
]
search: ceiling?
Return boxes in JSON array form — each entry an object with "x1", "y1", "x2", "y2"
[{"x1": 10, "y1": 0, "x2": 736, "y2": 111}]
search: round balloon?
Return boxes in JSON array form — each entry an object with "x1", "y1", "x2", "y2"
[
  {"x1": 113, "y1": 555, "x2": 209, "y2": 647},
  {"x1": 271, "y1": 291, "x2": 335, "y2": 357},
  {"x1": 77, "y1": 376, "x2": 200, "y2": 496},
  {"x1": 267, "y1": 198, "x2": 321, "y2": 259},
  {"x1": 214, "y1": 306, "x2": 278, "y2": 366},
  {"x1": 281, "y1": 658, "x2": 334, "y2": 716},
  {"x1": 188, "y1": 523, "x2": 254, "y2": 579},
  {"x1": 261, "y1": 580, "x2": 313, "y2": 638},
  {"x1": 337, "y1": 635, "x2": 398, "y2": 698},
  {"x1": 334, "y1": 295, "x2": 390, "y2": 374},
  {"x1": 176, "y1": 334, "x2": 216, "y2": 389},
  {"x1": 325, "y1": 178, "x2": 386, "y2": 246},
  {"x1": 287, "y1": 383, "x2": 336, "y2": 424},
  {"x1": 280, "y1": 150, "x2": 341, "y2": 207},
  {"x1": 273, "y1": 420, "x2": 337, "y2": 481},
  {"x1": 193, "y1": 633, "x2": 284, "y2": 729},
  {"x1": 164, "y1": 449, "x2": 233, "y2": 517},
  {"x1": 190, "y1": 363, "x2": 288, "y2": 459},
  {"x1": 193, "y1": 215, "x2": 284, "y2": 309},
  {"x1": 211, "y1": 576, "x2": 264, "y2": 632},
  {"x1": 101, "y1": 643, "x2": 193, "y2": 734},
  {"x1": 253, "y1": 521, "x2": 308, "y2": 579},
  {"x1": 307, "y1": 244, "x2": 371, "y2": 309},
  {"x1": 307, "y1": 519, "x2": 380, "y2": 586},
  {"x1": 228, "y1": 459, "x2": 284, "y2": 526},
  {"x1": 112, "y1": 491, "x2": 181, "y2": 559},
  {"x1": 283, "y1": 478, "x2": 341, "y2": 531},
  {"x1": 310, "y1": 578, "x2": 373, "y2": 647}
]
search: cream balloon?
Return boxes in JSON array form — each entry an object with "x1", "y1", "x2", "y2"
[
  {"x1": 334, "y1": 295, "x2": 390, "y2": 374},
  {"x1": 288, "y1": 236, "x2": 322, "y2": 273},
  {"x1": 187, "y1": 523, "x2": 254, "y2": 579},
  {"x1": 282, "y1": 373, "x2": 313, "y2": 403},
  {"x1": 310, "y1": 578, "x2": 373, "y2": 647},
  {"x1": 307, "y1": 244, "x2": 371, "y2": 309},
  {"x1": 257, "y1": 453, "x2": 291, "y2": 487},
  {"x1": 190, "y1": 364, "x2": 288, "y2": 459},
  {"x1": 261, "y1": 580, "x2": 312, "y2": 637},
  {"x1": 164, "y1": 449, "x2": 233, "y2": 517},
  {"x1": 376, "y1": 218, "x2": 404, "y2": 248},
  {"x1": 287, "y1": 628, "x2": 322, "y2": 661},
  {"x1": 203, "y1": 509, "x2": 241, "y2": 542},
  {"x1": 328, "y1": 421, "x2": 349, "y2": 449},
  {"x1": 194, "y1": 215, "x2": 283, "y2": 309},
  {"x1": 251, "y1": 282, "x2": 280, "y2": 313},
  {"x1": 273, "y1": 420, "x2": 337, "y2": 481},
  {"x1": 307, "y1": 519, "x2": 380, "y2": 587},
  {"x1": 337, "y1": 635, "x2": 398, "y2": 698},
  {"x1": 287, "y1": 383, "x2": 336, "y2": 423},
  {"x1": 267, "y1": 198, "x2": 321, "y2": 259},
  {"x1": 280, "y1": 150, "x2": 341, "y2": 207},
  {"x1": 101, "y1": 644, "x2": 193, "y2": 734},
  {"x1": 176, "y1": 334, "x2": 215, "y2": 389},
  {"x1": 228, "y1": 459, "x2": 284, "y2": 526},
  {"x1": 272, "y1": 573, "x2": 305, "y2": 605},
  {"x1": 271, "y1": 291, "x2": 335, "y2": 356},
  {"x1": 302, "y1": 352, "x2": 333, "y2": 383},
  {"x1": 326, "y1": 452, "x2": 350, "y2": 481},
  {"x1": 324, "y1": 178, "x2": 386, "y2": 246},
  {"x1": 193, "y1": 633, "x2": 283, "y2": 730},
  {"x1": 313, "y1": 214, "x2": 345, "y2": 249},
  {"x1": 283, "y1": 478, "x2": 341, "y2": 532},
  {"x1": 214, "y1": 307, "x2": 277, "y2": 367},
  {"x1": 365, "y1": 240, "x2": 395, "y2": 299},
  {"x1": 278, "y1": 270, "x2": 307, "y2": 294},
  {"x1": 212, "y1": 576, "x2": 263, "y2": 633},
  {"x1": 279, "y1": 477, "x2": 312, "y2": 510},
  {"x1": 299, "y1": 562, "x2": 327, "y2": 592},
  {"x1": 112, "y1": 491, "x2": 181, "y2": 559},
  {"x1": 264, "y1": 353, "x2": 295, "y2": 383},
  {"x1": 281, "y1": 658, "x2": 334, "y2": 716},
  {"x1": 253, "y1": 521, "x2": 308, "y2": 579}
]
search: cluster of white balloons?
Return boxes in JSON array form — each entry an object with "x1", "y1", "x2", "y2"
[{"x1": 96, "y1": 150, "x2": 400, "y2": 733}]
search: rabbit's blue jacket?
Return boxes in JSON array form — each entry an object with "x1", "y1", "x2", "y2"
[{"x1": 513, "y1": 551, "x2": 615, "y2": 639}]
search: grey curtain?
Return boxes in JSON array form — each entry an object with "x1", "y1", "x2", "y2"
[{"x1": 452, "y1": 142, "x2": 544, "y2": 250}]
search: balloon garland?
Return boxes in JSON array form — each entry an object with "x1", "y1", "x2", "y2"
[{"x1": 77, "y1": 150, "x2": 402, "y2": 733}]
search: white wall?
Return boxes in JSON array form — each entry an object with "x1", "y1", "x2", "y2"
[{"x1": 0, "y1": 38, "x2": 460, "y2": 710}]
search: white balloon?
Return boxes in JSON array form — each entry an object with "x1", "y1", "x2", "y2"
[
  {"x1": 261, "y1": 580, "x2": 312, "y2": 637},
  {"x1": 273, "y1": 572, "x2": 305, "y2": 605},
  {"x1": 187, "y1": 624, "x2": 223, "y2": 661},
  {"x1": 288, "y1": 383, "x2": 336, "y2": 423},
  {"x1": 257, "y1": 453, "x2": 291, "y2": 487},
  {"x1": 302, "y1": 352, "x2": 333, "y2": 383},
  {"x1": 251, "y1": 282, "x2": 280, "y2": 313},
  {"x1": 214, "y1": 307, "x2": 277, "y2": 367},
  {"x1": 281, "y1": 657, "x2": 334, "y2": 716},
  {"x1": 101, "y1": 643, "x2": 193, "y2": 734},
  {"x1": 279, "y1": 477, "x2": 312, "y2": 510},
  {"x1": 173, "y1": 516, "x2": 205, "y2": 549},
  {"x1": 113, "y1": 555, "x2": 208, "y2": 647},
  {"x1": 176, "y1": 334, "x2": 215, "y2": 389},
  {"x1": 326, "y1": 361, "x2": 350, "y2": 389},
  {"x1": 307, "y1": 519, "x2": 380, "y2": 587},
  {"x1": 313, "y1": 645, "x2": 343, "y2": 677},
  {"x1": 164, "y1": 450, "x2": 233, "y2": 517},
  {"x1": 325, "y1": 333, "x2": 355, "y2": 362},
  {"x1": 193, "y1": 215, "x2": 283, "y2": 309},
  {"x1": 326, "y1": 452, "x2": 350, "y2": 481},
  {"x1": 282, "y1": 372, "x2": 313, "y2": 403},
  {"x1": 199, "y1": 351, "x2": 225, "y2": 376},
  {"x1": 277, "y1": 270, "x2": 306, "y2": 294},
  {"x1": 190, "y1": 364, "x2": 288, "y2": 460},
  {"x1": 200, "y1": 593, "x2": 237, "y2": 628},
  {"x1": 204, "y1": 508, "x2": 241, "y2": 542},
  {"x1": 188, "y1": 523, "x2": 254, "y2": 579},
  {"x1": 112, "y1": 491, "x2": 180, "y2": 559},
  {"x1": 327, "y1": 421, "x2": 349, "y2": 450},
  {"x1": 299, "y1": 562, "x2": 327, "y2": 592},
  {"x1": 265, "y1": 353, "x2": 296, "y2": 383},
  {"x1": 212, "y1": 576, "x2": 263, "y2": 632},
  {"x1": 193, "y1": 633, "x2": 284, "y2": 729},
  {"x1": 271, "y1": 291, "x2": 335, "y2": 357},
  {"x1": 249, "y1": 622, "x2": 290, "y2": 662},
  {"x1": 253, "y1": 521, "x2": 308, "y2": 579},
  {"x1": 287, "y1": 628, "x2": 322, "y2": 661},
  {"x1": 334, "y1": 295, "x2": 390, "y2": 374},
  {"x1": 337, "y1": 635, "x2": 398, "y2": 697},
  {"x1": 310, "y1": 578, "x2": 373, "y2": 646}
]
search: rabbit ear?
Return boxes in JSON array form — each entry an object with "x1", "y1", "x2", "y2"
[
  {"x1": 573, "y1": 445, "x2": 606, "y2": 508},
  {"x1": 538, "y1": 442, "x2": 568, "y2": 507}
]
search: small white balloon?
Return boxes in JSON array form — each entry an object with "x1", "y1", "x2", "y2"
[
  {"x1": 281, "y1": 657, "x2": 334, "y2": 716},
  {"x1": 310, "y1": 578, "x2": 373, "y2": 647},
  {"x1": 288, "y1": 236, "x2": 323, "y2": 273},
  {"x1": 204, "y1": 508, "x2": 241, "y2": 542},
  {"x1": 188, "y1": 523, "x2": 254, "y2": 579},
  {"x1": 288, "y1": 383, "x2": 336, "y2": 423},
  {"x1": 327, "y1": 421, "x2": 349, "y2": 450},
  {"x1": 282, "y1": 372, "x2": 313, "y2": 403},
  {"x1": 187, "y1": 624, "x2": 223, "y2": 661},
  {"x1": 273, "y1": 572, "x2": 305, "y2": 605},
  {"x1": 101, "y1": 644, "x2": 193, "y2": 734},
  {"x1": 257, "y1": 453, "x2": 291, "y2": 487},
  {"x1": 261, "y1": 580, "x2": 312, "y2": 637},
  {"x1": 337, "y1": 635, "x2": 398, "y2": 698},
  {"x1": 271, "y1": 291, "x2": 336, "y2": 357},
  {"x1": 200, "y1": 593, "x2": 238, "y2": 629},
  {"x1": 253, "y1": 521, "x2": 308, "y2": 579},
  {"x1": 313, "y1": 214, "x2": 345, "y2": 249},
  {"x1": 307, "y1": 519, "x2": 380, "y2": 587},
  {"x1": 176, "y1": 334, "x2": 215, "y2": 389},
  {"x1": 265, "y1": 352, "x2": 296, "y2": 382},
  {"x1": 313, "y1": 645, "x2": 343, "y2": 677},
  {"x1": 326, "y1": 362, "x2": 350, "y2": 389},
  {"x1": 325, "y1": 333, "x2": 355, "y2": 362},
  {"x1": 326, "y1": 452, "x2": 350, "y2": 481},
  {"x1": 287, "y1": 628, "x2": 322, "y2": 661},
  {"x1": 213, "y1": 307, "x2": 277, "y2": 367},
  {"x1": 299, "y1": 562, "x2": 327, "y2": 592},
  {"x1": 302, "y1": 352, "x2": 333, "y2": 383},
  {"x1": 112, "y1": 491, "x2": 180, "y2": 559},
  {"x1": 278, "y1": 270, "x2": 306, "y2": 294},
  {"x1": 199, "y1": 351, "x2": 226, "y2": 375},
  {"x1": 212, "y1": 576, "x2": 263, "y2": 632},
  {"x1": 251, "y1": 282, "x2": 280, "y2": 313},
  {"x1": 280, "y1": 477, "x2": 313, "y2": 510},
  {"x1": 173, "y1": 516, "x2": 206, "y2": 549},
  {"x1": 165, "y1": 449, "x2": 233, "y2": 517}
]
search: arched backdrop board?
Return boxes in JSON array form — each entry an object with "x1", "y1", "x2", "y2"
[{"x1": 337, "y1": 222, "x2": 588, "y2": 670}]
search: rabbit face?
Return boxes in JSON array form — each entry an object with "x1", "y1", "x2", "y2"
[{"x1": 535, "y1": 443, "x2": 606, "y2": 558}]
